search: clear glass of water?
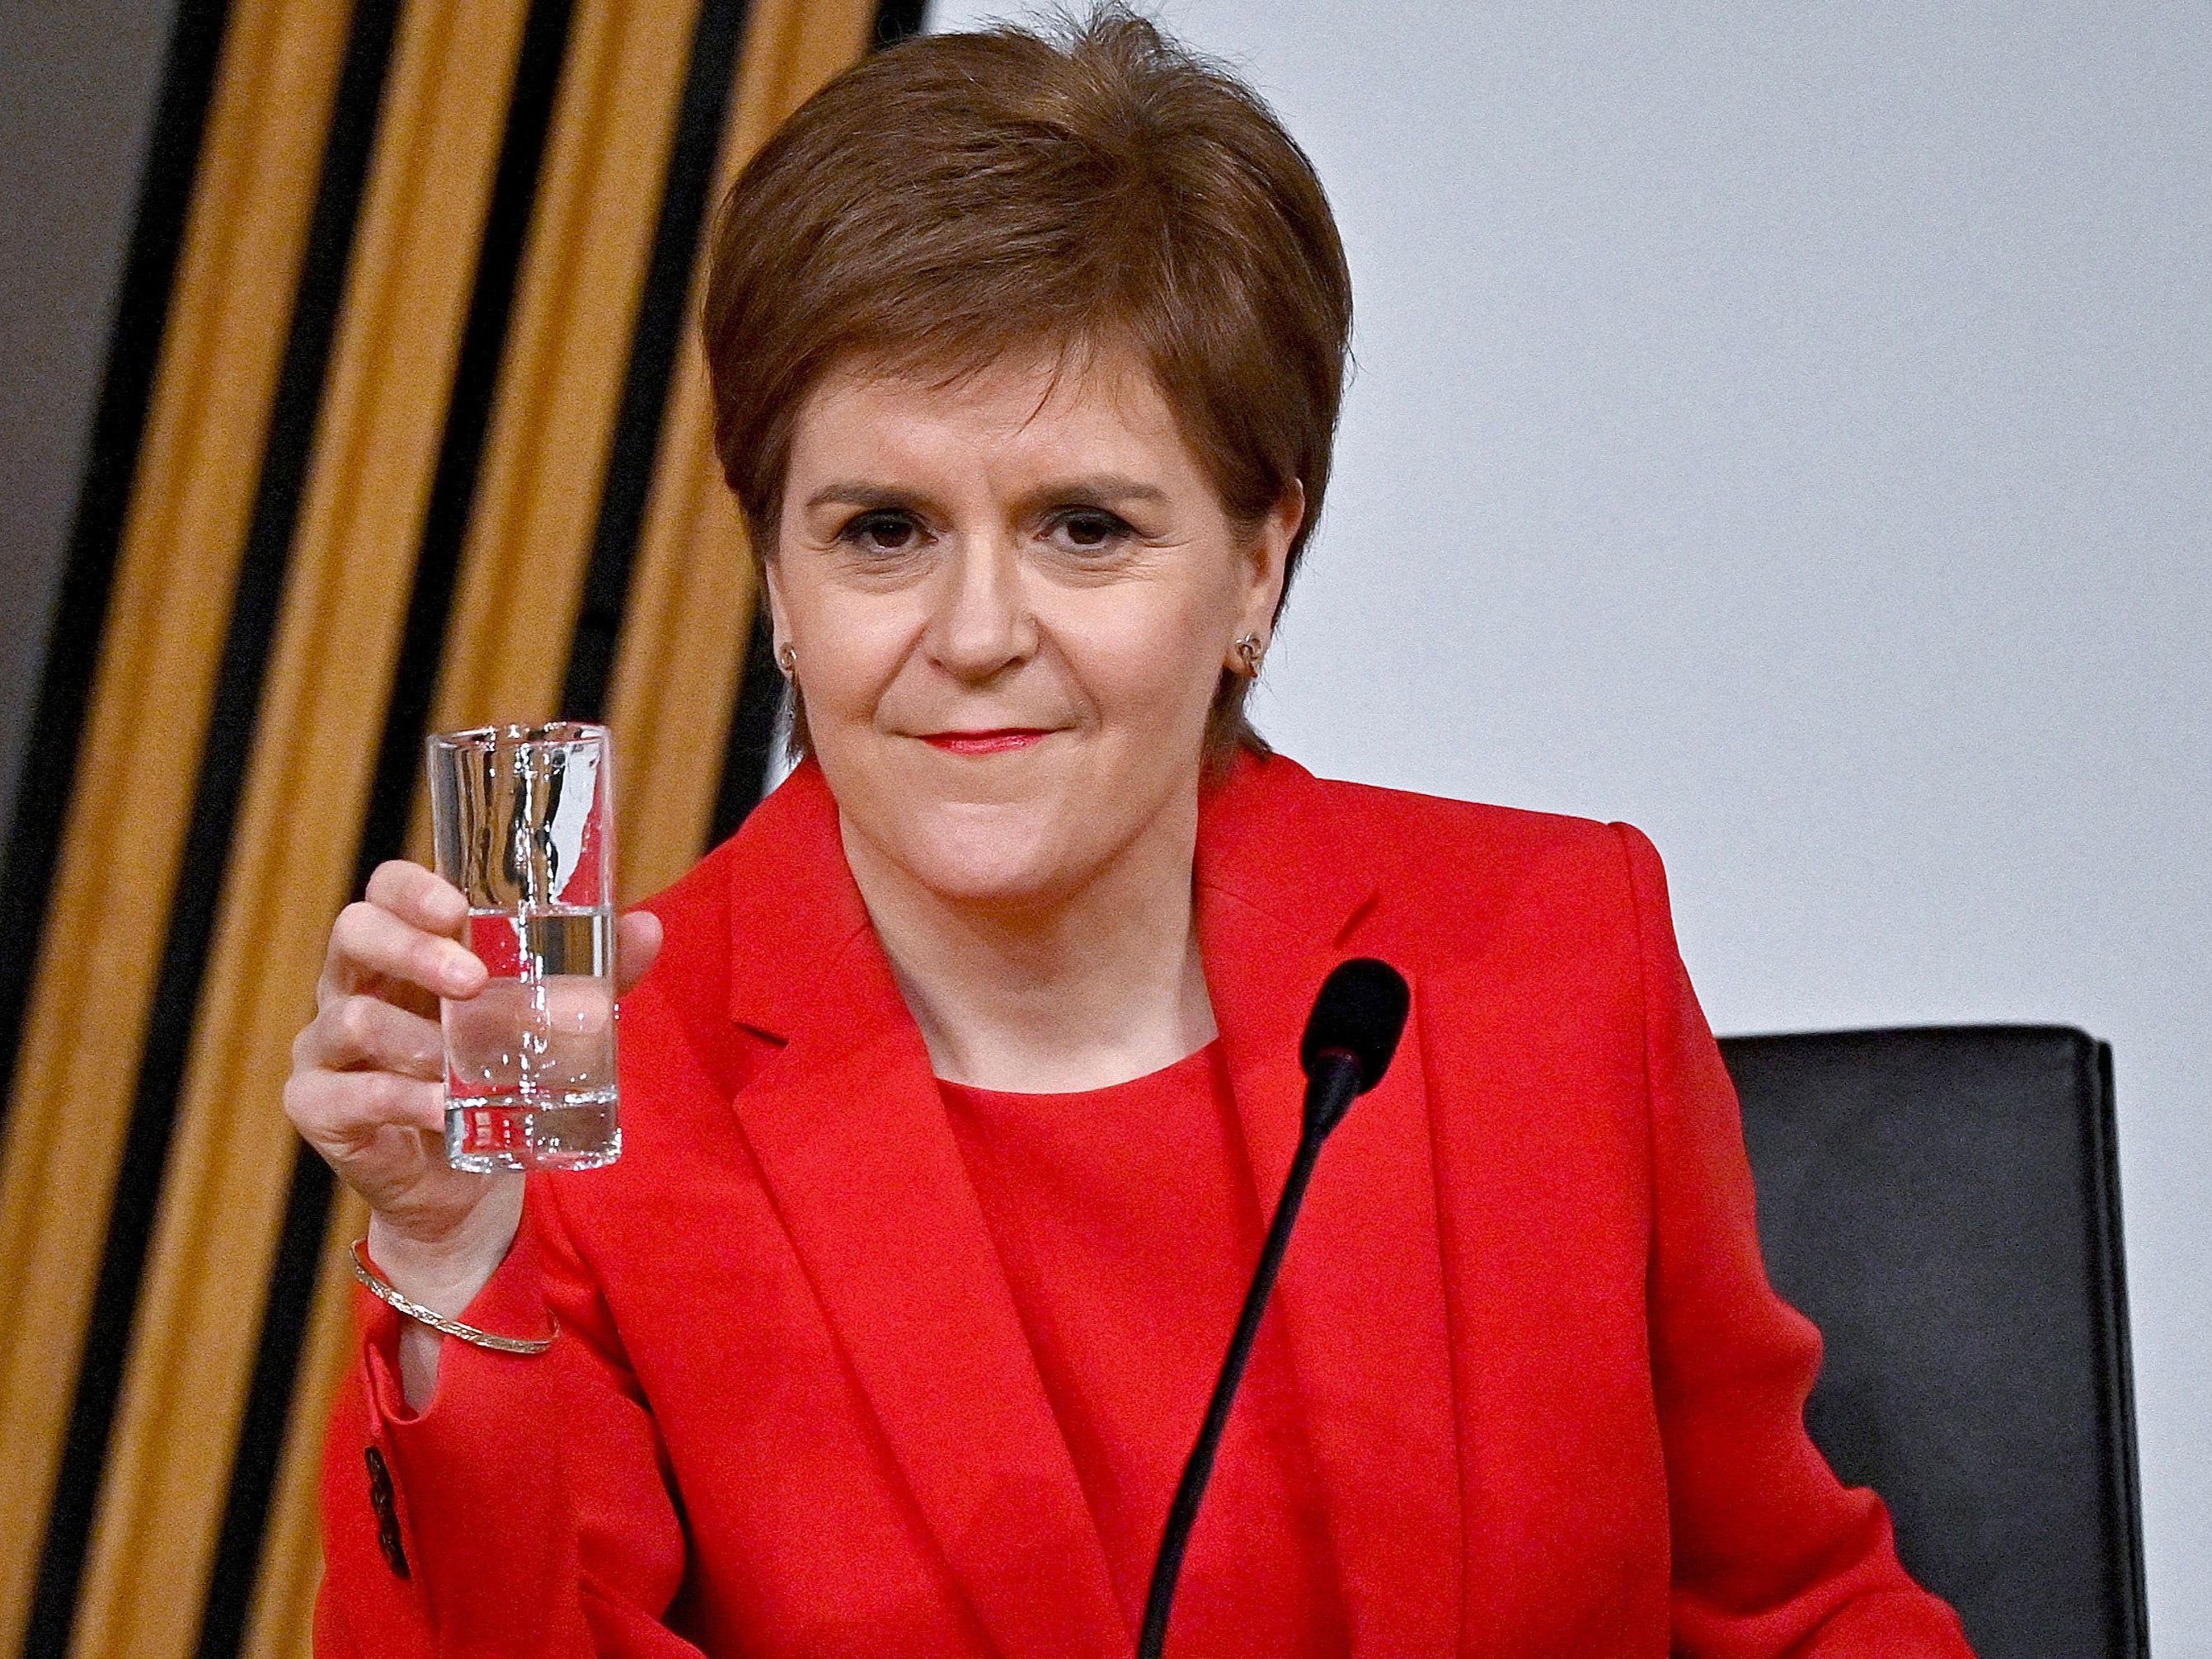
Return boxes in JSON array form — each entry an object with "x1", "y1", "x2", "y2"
[{"x1": 426, "y1": 721, "x2": 620, "y2": 1172}]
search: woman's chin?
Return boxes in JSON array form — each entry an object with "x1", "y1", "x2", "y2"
[{"x1": 881, "y1": 800, "x2": 1100, "y2": 911}]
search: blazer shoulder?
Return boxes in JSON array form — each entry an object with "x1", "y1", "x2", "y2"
[
  {"x1": 1289, "y1": 769, "x2": 1655, "y2": 961},
  {"x1": 1304, "y1": 771, "x2": 1632, "y2": 880}
]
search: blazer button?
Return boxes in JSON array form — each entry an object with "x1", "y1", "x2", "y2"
[{"x1": 364, "y1": 1445, "x2": 410, "y2": 1578}]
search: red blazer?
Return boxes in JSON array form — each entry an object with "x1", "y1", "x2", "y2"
[{"x1": 318, "y1": 754, "x2": 1973, "y2": 1657}]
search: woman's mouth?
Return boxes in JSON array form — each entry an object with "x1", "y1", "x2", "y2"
[{"x1": 918, "y1": 728, "x2": 1054, "y2": 755}]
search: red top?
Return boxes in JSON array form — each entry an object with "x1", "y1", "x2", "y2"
[
  {"x1": 942, "y1": 1044, "x2": 1344, "y2": 1653},
  {"x1": 316, "y1": 754, "x2": 1975, "y2": 1658}
]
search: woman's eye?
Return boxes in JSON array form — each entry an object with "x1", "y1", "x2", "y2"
[
  {"x1": 1050, "y1": 509, "x2": 1132, "y2": 552},
  {"x1": 839, "y1": 511, "x2": 923, "y2": 554}
]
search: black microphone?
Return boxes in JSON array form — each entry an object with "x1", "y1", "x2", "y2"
[{"x1": 1137, "y1": 958, "x2": 1411, "y2": 1659}]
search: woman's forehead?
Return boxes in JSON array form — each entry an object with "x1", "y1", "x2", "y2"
[
  {"x1": 790, "y1": 343, "x2": 1196, "y2": 478},
  {"x1": 814, "y1": 334, "x2": 1158, "y2": 416}
]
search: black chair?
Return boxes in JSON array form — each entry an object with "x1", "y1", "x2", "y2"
[{"x1": 1722, "y1": 1027, "x2": 2149, "y2": 1659}]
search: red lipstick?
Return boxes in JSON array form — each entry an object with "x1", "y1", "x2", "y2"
[{"x1": 919, "y1": 728, "x2": 1051, "y2": 755}]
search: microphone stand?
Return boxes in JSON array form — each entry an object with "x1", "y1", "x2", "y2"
[{"x1": 1135, "y1": 1048, "x2": 1363, "y2": 1659}]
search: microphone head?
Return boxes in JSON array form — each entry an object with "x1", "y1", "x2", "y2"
[{"x1": 1299, "y1": 958, "x2": 1411, "y2": 1095}]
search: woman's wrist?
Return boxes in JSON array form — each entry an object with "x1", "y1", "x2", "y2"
[{"x1": 365, "y1": 1179, "x2": 524, "y2": 1320}]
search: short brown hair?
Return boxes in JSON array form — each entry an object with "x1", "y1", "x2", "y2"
[{"x1": 702, "y1": 6, "x2": 1353, "y2": 759}]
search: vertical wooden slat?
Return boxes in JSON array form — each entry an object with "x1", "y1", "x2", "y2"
[
  {"x1": 0, "y1": 3, "x2": 355, "y2": 1651},
  {"x1": 238, "y1": 3, "x2": 883, "y2": 1650},
  {"x1": 608, "y1": 0, "x2": 878, "y2": 900},
  {"x1": 62, "y1": 4, "x2": 539, "y2": 1655}
]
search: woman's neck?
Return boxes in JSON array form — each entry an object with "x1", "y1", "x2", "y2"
[{"x1": 838, "y1": 803, "x2": 1216, "y2": 1093}]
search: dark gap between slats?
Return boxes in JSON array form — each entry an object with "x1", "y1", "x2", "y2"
[
  {"x1": 875, "y1": 0, "x2": 928, "y2": 49},
  {"x1": 709, "y1": 606, "x2": 782, "y2": 846}
]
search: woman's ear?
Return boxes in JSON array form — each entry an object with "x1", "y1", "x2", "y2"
[{"x1": 1242, "y1": 477, "x2": 1304, "y2": 633}]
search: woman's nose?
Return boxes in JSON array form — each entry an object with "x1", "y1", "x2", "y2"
[{"x1": 925, "y1": 538, "x2": 1036, "y2": 680}]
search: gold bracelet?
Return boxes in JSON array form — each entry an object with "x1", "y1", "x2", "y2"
[{"x1": 349, "y1": 1240, "x2": 556, "y2": 1356}]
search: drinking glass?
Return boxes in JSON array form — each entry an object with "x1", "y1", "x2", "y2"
[{"x1": 426, "y1": 721, "x2": 620, "y2": 1172}]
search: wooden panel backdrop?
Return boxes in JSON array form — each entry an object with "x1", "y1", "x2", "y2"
[{"x1": 0, "y1": 0, "x2": 918, "y2": 1654}]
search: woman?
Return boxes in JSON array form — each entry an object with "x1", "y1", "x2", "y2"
[{"x1": 289, "y1": 12, "x2": 1975, "y2": 1657}]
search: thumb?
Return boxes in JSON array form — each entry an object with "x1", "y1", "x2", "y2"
[{"x1": 614, "y1": 908, "x2": 664, "y2": 995}]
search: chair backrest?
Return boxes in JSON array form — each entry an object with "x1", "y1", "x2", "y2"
[{"x1": 1721, "y1": 1027, "x2": 2149, "y2": 1659}]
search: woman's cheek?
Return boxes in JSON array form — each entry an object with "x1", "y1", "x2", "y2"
[
  {"x1": 806, "y1": 611, "x2": 917, "y2": 726},
  {"x1": 1063, "y1": 592, "x2": 1221, "y2": 722}
]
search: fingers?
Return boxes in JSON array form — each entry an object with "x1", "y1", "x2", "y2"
[
  {"x1": 322, "y1": 881, "x2": 486, "y2": 1007},
  {"x1": 365, "y1": 859, "x2": 468, "y2": 937},
  {"x1": 284, "y1": 1064, "x2": 444, "y2": 1148},
  {"x1": 297, "y1": 991, "x2": 444, "y2": 1079},
  {"x1": 615, "y1": 909, "x2": 663, "y2": 995}
]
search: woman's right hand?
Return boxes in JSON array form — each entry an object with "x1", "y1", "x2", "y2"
[{"x1": 285, "y1": 859, "x2": 662, "y2": 1329}]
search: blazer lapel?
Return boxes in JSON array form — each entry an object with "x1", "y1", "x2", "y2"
[
  {"x1": 718, "y1": 768, "x2": 1125, "y2": 1659},
  {"x1": 1196, "y1": 759, "x2": 1464, "y2": 1656}
]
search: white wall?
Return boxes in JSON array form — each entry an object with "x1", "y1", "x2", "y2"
[{"x1": 930, "y1": 1, "x2": 2212, "y2": 1643}]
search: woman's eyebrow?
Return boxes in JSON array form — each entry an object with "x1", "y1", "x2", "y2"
[
  {"x1": 804, "y1": 476, "x2": 1172, "y2": 512},
  {"x1": 803, "y1": 482, "x2": 928, "y2": 511},
  {"x1": 1019, "y1": 475, "x2": 1171, "y2": 509}
]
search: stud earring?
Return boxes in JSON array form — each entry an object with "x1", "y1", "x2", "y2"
[
  {"x1": 776, "y1": 642, "x2": 796, "y2": 678},
  {"x1": 1233, "y1": 632, "x2": 1266, "y2": 674}
]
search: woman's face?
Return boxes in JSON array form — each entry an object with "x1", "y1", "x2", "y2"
[{"x1": 767, "y1": 343, "x2": 1299, "y2": 911}]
